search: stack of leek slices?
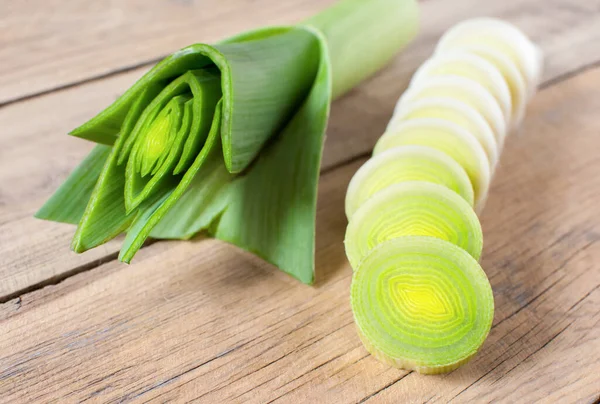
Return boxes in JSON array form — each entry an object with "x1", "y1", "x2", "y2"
[{"x1": 345, "y1": 18, "x2": 543, "y2": 374}]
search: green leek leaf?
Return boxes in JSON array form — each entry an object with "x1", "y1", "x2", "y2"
[{"x1": 35, "y1": 144, "x2": 111, "y2": 225}]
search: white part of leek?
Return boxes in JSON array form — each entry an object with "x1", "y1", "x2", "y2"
[
  {"x1": 345, "y1": 145, "x2": 475, "y2": 219},
  {"x1": 441, "y1": 45, "x2": 528, "y2": 128},
  {"x1": 389, "y1": 97, "x2": 499, "y2": 168},
  {"x1": 395, "y1": 76, "x2": 507, "y2": 145},
  {"x1": 435, "y1": 17, "x2": 543, "y2": 98},
  {"x1": 410, "y1": 51, "x2": 513, "y2": 125},
  {"x1": 374, "y1": 118, "x2": 491, "y2": 209}
]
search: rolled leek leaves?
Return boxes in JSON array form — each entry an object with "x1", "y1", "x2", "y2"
[
  {"x1": 351, "y1": 236, "x2": 494, "y2": 374},
  {"x1": 36, "y1": 0, "x2": 420, "y2": 284},
  {"x1": 346, "y1": 19, "x2": 542, "y2": 373}
]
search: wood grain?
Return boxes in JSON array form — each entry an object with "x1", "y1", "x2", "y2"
[
  {"x1": 3, "y1": 0, "x2": 600, "y2": 301},
  {"x1": 1, "y1": 64, "x2": 599, "y2": 403},
  {"x1": 2, "y1": 0, "x2": 600, "y2": 104},
  {"x1": 0, "y1": 0, "x2": 338, "y2": 104}
]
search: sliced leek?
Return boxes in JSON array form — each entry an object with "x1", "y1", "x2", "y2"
[
  {"x1": 344, "y1": 181, "x2": 482, "y2": 269},
  {"x1": 410, "y1": 51, "x2": 512, "y2": 124},
  {"x1": 395, "y1": 76, "x2": 506, "y2": 144},
  {"x1": 374, "y1": 119, "x2": 491, "y2": 208},
  {"x1": 351, "y1": 236, "x2": 494, "y2": 374},
  {"x1": 345, "y1": 17, "x2": 542, "y2": 375},
  {"x1": 345, "y1": 145, "x2": 474, "y2": 220},
  {"x1": 389, "y1": 98, "x2": 499, "y2": 167}
]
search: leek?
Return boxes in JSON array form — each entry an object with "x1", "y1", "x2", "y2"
[
  {"x1": 344, "y1": 145, "x2": 474, "y2": 220},
  {"x1": 389, "y1": 98, "x2": 499, "y2": 166},
  {"x1": 374, "y1": 118, "x2": 491, "y2": 208},
  {"x1": 410, "y1": 52, "x2": 513, "y2": 124},
  {"x1": 344, "y1": 181, "x2": 482, "y2": 269},
  {"x1": 395, "y1": 76, "x2": 507, "y2": 145},
  {"x1": 351, "y1": 236, "x2": 494, "y2": 374},
  {"x1": 435, "y1": 18, "x2": 543, "y2": 98},
  {"x1": 36, "y1": 0, "x2": 419, "y2": 284},
  {"x1": 346, "y1": 18, "x2": 542, "y2": 374}
]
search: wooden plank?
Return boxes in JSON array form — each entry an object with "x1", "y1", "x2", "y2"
[
  {"x1": 2, "y1": 0, "x2": 600, "y2": 104},
  {"x1": 0, "y1": 65, "x2": 599, "y2": 403},
  {"x1": 0, "y1": 71, "x2": 144, "y2": 300},
  {"x1": 2, "y1": 0, "x2": 600, "y2": 300},
  {"x1": 0, "y1": 0, "x2": 337, "y2": 104}
]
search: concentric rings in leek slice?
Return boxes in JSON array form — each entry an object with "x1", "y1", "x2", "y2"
[
  {"x1": 345, "y1": 145, "x2": 473, "y2": 220},
  {"x1": 446, "y1": 46, "x2": 527, "y2": 127},
  {"x1": 374, "y1": 118, "x2": 491, "y2": 207},
  {"x1": 411, "y1": 52, "x2": 512, "y2": 124},
  {"x1": 395, "y1": 76, "x2": 506, "y2": 144},
  {"x1": 344, "y1": 181, "x2": 483, "y2": 269},
  {"x1": 351, "y1": 236, "x2": 494, "y2": 374},
  {"x1": 435, "y1": 17, "x2": 542, "y2": 98},
  {"x1": 389, "y1": 98, "x2": 499, "y2": 167}
]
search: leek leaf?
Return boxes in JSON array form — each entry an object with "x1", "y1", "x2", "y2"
[{"x1": 35, "y1": 144, "x2": 111, "y2": 225}]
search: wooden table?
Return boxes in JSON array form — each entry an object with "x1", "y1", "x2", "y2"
[{"x1": 1, "y1": 0, "x2": 599, "y2": 402}]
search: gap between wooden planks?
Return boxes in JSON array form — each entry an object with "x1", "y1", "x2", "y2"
[
  {"x1": 0, "y1": 0, "x2": 339, "y2": 105},
  {"x1": 1, "y1": 64, "x2": 599, "y2": 403},
  {"x1": 3, "y1": 0, "x2": 600, "y2": 105},
  {"x1": 2, "y1": 0, "x2": 600, "y2": 106},
  {"x1": 3, "y1": 0, "x2": 600, "y2": 300}
]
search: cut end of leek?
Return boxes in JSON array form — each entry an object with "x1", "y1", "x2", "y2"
[
  {"x1": 374, "y1": 118, "x2": 491, "y2": 208},
  {"x1": 351, "y1": 236, "x2": 494, "y2": 374},
  {"x1": 345, "y1": 145, "x2": 474, "y2": 220},
  {"x1": 344, "y1": 181, "x2": 482, "y2": 269}
]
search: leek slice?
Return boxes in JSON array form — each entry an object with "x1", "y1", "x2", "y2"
[
  {"x1": 351, "y1": 236, "x2": 494, "y2": 374},
  {"x1": 344, "y1": 181, "x2": 482, "y2": 269},
  {"x1": 345, "y1": 145, "x2": 474, "y2": 220},
  {"x1": 389, "y1": 98, "x2": 499, "y2": 167},
  {"x1": 395, "y1": 76, "x2": 506, "y2": 144},
  {"x1": 374, "y1": 119, "x2": 491, "y2": 208},
  {"x1": 410, "y1": 52, "x2": 512, "y2": 124},
  {"x1": 441, "y1": 46, "x2": 527, "y2": 127},
  {"x1": 435, "y1": 18, "x2": 542, "y2": 97},
  {"x1": 36, "y1": 0, "x2": 420, "y2": 284}
]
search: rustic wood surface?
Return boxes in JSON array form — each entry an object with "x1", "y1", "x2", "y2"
[{"x1": 0, "y1": 0, "x2": 599, "y2": 402}]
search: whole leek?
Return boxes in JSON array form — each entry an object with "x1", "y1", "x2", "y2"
[{"x1": 36, "y1": 0, "x2": 420, "y2": 284}]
